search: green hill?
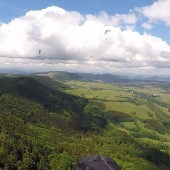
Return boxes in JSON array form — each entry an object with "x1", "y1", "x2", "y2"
[
  {"x1": 0, "y1": 76, "x2": 107, "y2": 132},
  {"x1": 53, "y1": 71, "x2": 81, "y2": 81},
  {"x1": 0, "y1": 76, "x2": 86, "y2": 113},
  {"x1": 32, "y1": 75, "x2": 68, "y2": 90}
]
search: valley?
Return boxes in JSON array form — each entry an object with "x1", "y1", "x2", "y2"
[
  {"x1": 0, "y1": 72, "x2": 170, "y2": 170},
  {"x1": 65, "y1": 80, "x2": 170, "y2": 144}
]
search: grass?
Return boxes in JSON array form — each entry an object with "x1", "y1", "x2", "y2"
[
  {"x1": 127, "y1": 85, "x2": 170, "y2": 105},
  {"x1": 121, "y1": 122, "x2": 137, "y2": 129},
  {"x1": 156, "y1": 105, "x2": 170, "y2": 116},
  {"x1": 137, "y1": 138, "x2": 164, "y2": 144},
  {"x1": 105, "y1": 102, "x2": 154, "y2": 119},
  {"x1": 66, "y1": 81, "x2": 118, "y2": 90},
  {"x1": 65, "y1": 81, "x2": 133, "y2": 102},
  {"x1": 64, "y1": 80, "x2": 170, "y2": 145}
]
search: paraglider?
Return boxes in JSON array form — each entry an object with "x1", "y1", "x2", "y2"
[
  {"x1": 104, "y1": 30, "x2": 111, "y2": 34},
  {"x1": 104, "y1": 30, "x2": 111, "y2": 40},
  {"x1": 38, "y1": 49, "x2": 41, "y2": 57}
]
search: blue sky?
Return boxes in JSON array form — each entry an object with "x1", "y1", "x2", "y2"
[
  {"x1": 0, "y1": 0, "x2": 170, "y2": 75},
  {"x1": 0, "y1": 0, "x2": 155, "y2": 22}
]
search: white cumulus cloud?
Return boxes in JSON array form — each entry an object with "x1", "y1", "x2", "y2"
[
  {"x1": 0, "y1": 6, "x2": 170, "y2": 74},
  {"x1": 142, "y1": 22, "x2": 153, "y2": 30},
  {"x1": 142, "y1": 0, "x2": 170, "y2": 25}
]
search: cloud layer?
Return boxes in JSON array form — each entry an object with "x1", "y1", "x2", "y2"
[
  {"x1": 0, "y1": 5, "x2": 170, "y2": 74},
  {"x1": 142, "y1": 0, "x2": 170, "y2": 26}
]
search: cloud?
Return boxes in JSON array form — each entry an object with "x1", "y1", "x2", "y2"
[
  {"x1": 142, "y1": 0, "x2": 170, "y2": 26},
  {"x1": 0, "y1": 6, "x2": 170, "y2": 74},
  {"x1": 142, "y1": 22, "x2": 153, "y2": 30}
]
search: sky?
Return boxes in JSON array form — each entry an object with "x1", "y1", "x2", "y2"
[{"x1": 0, "y1": 0, "x2": 170, "y2": 75}]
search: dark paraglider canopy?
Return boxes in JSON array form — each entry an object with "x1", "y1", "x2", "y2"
[
  {"x1": 76, "y1": 155, "x2": 121, "y2": 170},
  {"x1": 38, "y1": 49, "x2": 41, "y2": 57},
  {"x1": 104, "y1": 29, "x2": 111, "y2": 34},
  {"x1": 104, "y1": 30, "x2": 111, "y2": 40}
]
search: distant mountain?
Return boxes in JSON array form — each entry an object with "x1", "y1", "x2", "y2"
[
  {"x1": 76, "y1": 73, "x2": 130, "y2": 83},
  {"x1": 52, "y1": 71, "x2": 81, "y2": 81},
  {"x1": 35, "y1": 71, "x2": 170, "y2": 83},
  {"x1": 149, "y1": 76, "x2": 170, "y2": 82},
  {"x1": 78, "y1": 73, "x2": 170, "y2": 83},
  {"x1": 2, "y1": 69, "x2": 169, "y2": 83},
  {"x1": 133, "y1": 75, "x2": 170, "y2": 82},
  {"x1": 0, "y1": 69, "x2": 29, "y2": 75},
  {"x1": 35, "y1": 71, "x2": 81, "y2": 81},
  {"x1": 37, "y1": 71, "x2": 170, "y2": 83},
  {"x1": 35, "y1": 71, "x2": 130, "y2": 83}
]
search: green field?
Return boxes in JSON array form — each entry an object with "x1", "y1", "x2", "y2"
[{"x1": 65, "y1": 80, "x2": 170, "y2": 146}]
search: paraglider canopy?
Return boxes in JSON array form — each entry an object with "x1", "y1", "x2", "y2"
[
  {"x1": 104, "y1": 30, "x2": 111, "y2": 34},
  {"x1": 38, "y1": 49, "x2": 41, "y2": 57},
  {"x1": 104, "y1": 30, "x2": 111, "y2": 40},
  {"x1": 76, "y1": 155, "x2": 120, "y2": 170}
]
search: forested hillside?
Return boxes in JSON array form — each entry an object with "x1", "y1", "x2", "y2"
[{"x1": 0, "y1": 75, "x2": 170, "y2": 170}]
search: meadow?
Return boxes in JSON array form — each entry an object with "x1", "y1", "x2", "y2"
[{"x1": 65, "y1": 80, "x2": 170, "y2": 147}]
